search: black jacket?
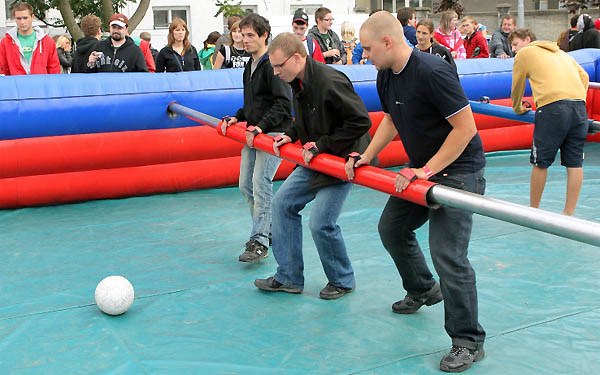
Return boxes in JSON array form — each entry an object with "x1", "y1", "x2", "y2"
[
  {"x1": 87, "y1": 36, "x2": 148, "y2": 73},
  {"x1": 286, "y1": 57, "x2": 374, "y2": 189},
  {"x1": 72, "y1": 36, "x2": 98, "y2": 73},
  {"x1": 234, "y1": 53, "x2": 292, "y2": 133},
  {"x1": 155, "y1": 45, "x2": 200, "y2": 72},
  {"x1": 57, "y1": 47, "x2": 72, "y2": 71},
  {"x1": 570, "y1": 17, "x2": 600, "y2": 51},
  {"x1": 307, "y1": 25, "x2": 346, "y2": 64}
]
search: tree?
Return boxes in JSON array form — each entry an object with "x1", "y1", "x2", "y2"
[
  {"x1": 9, "y1": 0, "x2": 150, "y2": 40},
  {"x1": 434, "y1": 0, "x2": 466, "y2": 18},
  {"x1": 560, "y1": 0, "x2": 600, "y2": 13},
  {"x1": 214, "y1": 0, "x2": 244, "y2": 18}
]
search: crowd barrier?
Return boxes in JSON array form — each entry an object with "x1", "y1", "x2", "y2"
[{"x1": 1, "y1": 49, "x2": 600, "y2": 208}]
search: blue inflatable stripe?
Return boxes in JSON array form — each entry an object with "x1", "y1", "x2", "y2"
[{"x1": 1, "y1": 49, "x2": 599, "y2": 140}]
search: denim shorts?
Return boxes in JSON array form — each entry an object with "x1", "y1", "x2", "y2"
[{"x1": 531, "y1": 100, "x2": 588, "y2": 168}]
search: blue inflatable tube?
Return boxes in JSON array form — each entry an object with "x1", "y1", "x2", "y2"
[{"x1": 1, "y1": 49, "x2": 599, "y2": 141}]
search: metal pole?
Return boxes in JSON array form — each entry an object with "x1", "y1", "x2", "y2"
[
  {"x1": 469, "y1": 100, "x2": 600, "y2": 134},
  {"x1": 167, "y1": 103, "x2": 600, "y2": 247},
  {"x1": 430, "y1": 186, "x2": 600, "y2": 247},
  {"x1": 517, "y1": 0, "x2": 525, "y2": 28}
]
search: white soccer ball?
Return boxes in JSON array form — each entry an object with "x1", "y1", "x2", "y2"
[{"x1": 94, "y1": 276, "x2": 135, "y2": 315}]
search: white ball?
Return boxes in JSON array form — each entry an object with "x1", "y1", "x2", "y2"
[{"x1": 94, "y1": 276, "x2": 135, "y2": 315}]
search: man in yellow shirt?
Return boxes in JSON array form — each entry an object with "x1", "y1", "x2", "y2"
[{"x1": 510, "y1": 28, "x2": 589, "y2": 216}]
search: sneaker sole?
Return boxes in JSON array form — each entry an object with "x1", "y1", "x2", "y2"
[
  {"x1": 392, "y1": 290, "x2": 443, "y2": 314},
  {"x1": 319, "y1": 288, "x2": 355, "y2": 300},
  {"x1": 238, "y1": 253, "x2": 268, "y2": 263},
  {"x1": 254, "y1": 280, "x2": 302, "y2": 294},
  {"x1": 440, "y1": 348, "x2": 484, "y2": 373}
]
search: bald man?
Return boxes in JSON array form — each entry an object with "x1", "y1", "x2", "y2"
[{"x1": 345, "y1": 12, "x2": 486, "y2": 373}]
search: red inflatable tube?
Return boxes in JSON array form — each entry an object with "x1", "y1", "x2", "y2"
[
  {"x1": 0, "y1": 157, "x2": 295, "y2": 208},
  {"x1": 0, "y1": 124, "x2": 536, "y2": 209},
  {"x1": 0, "y1": 126, "x2": 243, "y2": 179}
]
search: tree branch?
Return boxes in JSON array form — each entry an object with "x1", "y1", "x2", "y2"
[
  {"x1": 128, "y1": 0, "x2": 150, "y2": 33},
  {"x1": 57, "y1": 0, "x2": 83, "y2": 40}
]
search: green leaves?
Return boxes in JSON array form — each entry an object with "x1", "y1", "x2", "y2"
[{"x1": 214, "y1": 0, "x2": 244, "y2": 18}]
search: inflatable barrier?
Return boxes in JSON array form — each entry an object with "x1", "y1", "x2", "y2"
[{"x1": 1, "y1": 49, "x2": 600, "y2": 208}]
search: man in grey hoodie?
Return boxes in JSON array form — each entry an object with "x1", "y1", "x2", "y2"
[{"x1": 307, "y1": 7, "x2": 346, "y2": 64}]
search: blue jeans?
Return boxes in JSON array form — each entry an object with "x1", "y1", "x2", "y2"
[
  {"x1": 272, "y1": 167, "x2": 354, "y2": 289},
  {"x1": 239, "y1": 144, "x2": 282, "y2": 248},
  {"x1": 378, "y1": 169, "x2": 486, "y2": 350}
]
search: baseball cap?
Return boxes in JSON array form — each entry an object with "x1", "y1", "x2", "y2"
[
  {"x1": 293, "y1": 9, "x2": 308, "y2": 25},
  {"x1": 109, "y1": 13, "x2": 129, "y2": 28}
]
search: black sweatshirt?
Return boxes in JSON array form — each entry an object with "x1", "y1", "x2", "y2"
[
  {"x1": 155, "y1": 45, "x2": 200, "y2": 72},
  {"x1": 234, "y1": 53, "x2": 292, "y2": 133},
  {"x1": 87, "y1": 36, "x2": 148, "y2": 73}
]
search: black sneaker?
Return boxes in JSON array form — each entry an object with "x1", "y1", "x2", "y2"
[
  {"x1": 392, "y1": 281, "x2": 443, "y2": 314},
  {"x1": 239, "y1": 240, "x2": 268, "y2": 263},
  {"x1": 319, "y1": 283, "x2": 355, "y2": 300},
  {"x1": 254, "y1": 277, "x2": 303, "y2": 294},
  {"x1": 440, "y1": 345, "x2": 484, "y2": 373}
]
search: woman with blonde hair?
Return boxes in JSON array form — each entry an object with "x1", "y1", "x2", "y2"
[
  {"x1": 155, "y1": 18, "x2": 200, "y2": 72},
  {"x1": 340, "y1": 21, "x2": 357, "y2": 65},
  {"x1": 433, "y1": 10, "x2": 466, "y2": 59},
  {"x1": 213, "y1": 21, "x2": 251, "y2": 69},
  {"x1": 55, "y1": 35, "x2": 72, "y2": 74}
]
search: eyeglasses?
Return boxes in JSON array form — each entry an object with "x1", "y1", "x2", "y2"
[
  {"x1": 272, "y1": 54, "x2": 293, "y2": 69},
  {"x1": 322, "y1": 18, "x2": 334, "y2": 22}
]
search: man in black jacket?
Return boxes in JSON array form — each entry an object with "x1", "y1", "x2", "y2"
[
  {"x1": 220, "y1": 14, "x2": 292, "y2": 263},
  {"x1": 253, "y1": 32, "x2": 373, "y2": 300},
  {"x1": 72, "y1": 14, "x2": 101, "y2": 73},
  {"x1": 86, "y1": 14, "x2": 148, "y2": 73}
]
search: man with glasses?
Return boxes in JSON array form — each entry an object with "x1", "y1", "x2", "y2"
[
  {"x1": 254, "y1": 32, "x2": 374, "y2": 299},
  {"x1": 307, "y1": 7, "x2": 345, "y2": 64},
  {"x1": 221, "y1": 14, "x2": 292, "y2": 263}
]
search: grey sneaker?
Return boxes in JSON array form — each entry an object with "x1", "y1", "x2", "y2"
[
  {"x1": 392, "y1": 281, "x2": 443, "y2": 314},
  {"x1": 239, "y1": 240, "x2": 268, "y2": 263},
  {"x1": 440, "y1": 345, "x2": 484, "y2": 373},
  {"x1": 319, "y1": 283, "x2": 355, "y2": 300},
  {"x1": 254, "y1": 277, "x2": 302, "y2": 294}
]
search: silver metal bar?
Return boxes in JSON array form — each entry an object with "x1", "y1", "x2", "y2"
[
  {"x1": 589, "y1": 82, "x2": 600, "y2": 89},
  {"x1": 430, "y1": 185, "x2": 600, "y2": 247},
  {"x1": 168, "y1": 102, "x2": 600, "y2": 247}
]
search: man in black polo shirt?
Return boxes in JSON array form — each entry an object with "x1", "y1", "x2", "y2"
[{"x1": 345, "y1": 11, "x2": 486, "y2": 373}]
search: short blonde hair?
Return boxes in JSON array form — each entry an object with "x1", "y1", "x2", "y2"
[
  {"x1": 268, "y1": 32, "x2": 307, "y2": 58},
  {"x1": 55, "y1": 35, "x2": 70, "y2": 49},
  {"x1": 341, "y1": 21, "x2": 355, "y2": 41}
]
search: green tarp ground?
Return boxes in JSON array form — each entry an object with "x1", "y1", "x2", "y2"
[{"x1": 1, "y1": 145, "x2": 599, "y2": 374}]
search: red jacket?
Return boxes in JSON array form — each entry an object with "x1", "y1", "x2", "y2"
[
  {"x1": 464, "y1": 30, "x2": 489, "y2": 59},
  {"x1": 139, "y1": 39, "x2": 156, "y2": 73},
  {"x1": 0, "y1": 27, "x2": 60, "y2": 75}
]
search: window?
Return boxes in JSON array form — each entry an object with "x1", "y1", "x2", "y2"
[
  {"x1": 153, "y1": 7, "x2": 189, "y2": 29},
  {"x1": 5, "y1": 0, "x2": 12, "y2": 20},
  {"x1": 241, "y1": 5, "x2": 257, "y2": 14},
  {"x1": 289, "y1": 5, "x2": 322, "y2": 15}
]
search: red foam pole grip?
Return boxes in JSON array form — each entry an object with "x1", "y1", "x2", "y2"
[{"x1": 215, "y1": 120, "x2": 434, "y2": 207}]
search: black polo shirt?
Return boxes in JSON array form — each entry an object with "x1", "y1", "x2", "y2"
[{"x1": 376, "y1": 49, "x2": 485, "y2": 173}]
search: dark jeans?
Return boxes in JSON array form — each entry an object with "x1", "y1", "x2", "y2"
[{"x1": 378, "y1": 168, "x2": 486, "y2": 350}]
